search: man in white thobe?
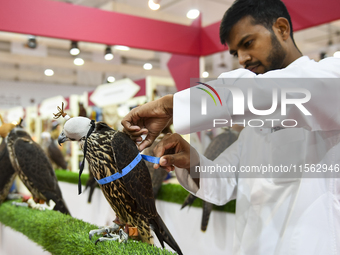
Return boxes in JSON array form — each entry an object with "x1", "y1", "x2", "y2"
[{"x1": 122, "y1": 0, "x2": 340, "y2": 254}]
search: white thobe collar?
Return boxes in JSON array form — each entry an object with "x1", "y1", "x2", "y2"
[{"x1": 286, "y1": 56, "x2": 311, "y2": 68}]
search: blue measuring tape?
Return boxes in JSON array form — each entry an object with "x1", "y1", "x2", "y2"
[{"x1": 95, "y1": 154, "x2": 160, "y2": 185}]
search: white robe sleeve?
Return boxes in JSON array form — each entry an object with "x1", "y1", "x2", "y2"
[{"x1": 175, "y1": 133, "x2": 242, "y2": 205}]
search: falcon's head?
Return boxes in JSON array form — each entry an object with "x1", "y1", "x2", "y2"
[
  {"x1": 58, "y1": 117, "x2": 92, "y2": 145},
  {"x1": 0, "y1": 117, "x2": 23, "y2": 138}
]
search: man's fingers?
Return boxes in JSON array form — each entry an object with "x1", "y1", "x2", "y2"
[
  {"x1": 153, "y1": 133, "x2": 177, "y2": 157},
  {"x1": 153, "y1": 133, "x2": 190, "y2": 167},
  {"x1": 137, "y1": 133, "x2": 159, "y2": 151},
  {"x1": 121, "y1": 107, "x2": 141, "y2": 129},
  {"x1": 153, "y1": 163, "x2": 173, "y2": 172},
  {"x1": 137, "y1": 140, "x2": 152, "y2": 151},
  {"x1": 124, "y1": 128, "x2": 147, "y2": 137},
  {"x1": 159, "y1": 153, "x2": 189, "y2": 169},
  {"x1": 123, "y1": 125, "x2": 140, "y2": 132},
  {"x1": 159, "y1": 157, "x2": 168, "y2": 166},
  {"x1": 137, "y1": 134, "x2": 158, "y2": 151},
  {"x1": 164, "y1": 165, "x2": 175, "y2": 172},
  {"x1": 121, "y1": 118, "x2": 141, "y2": 132},
  {"x1": 124, "y1": 128, "x2": 149, "y2": 148}
]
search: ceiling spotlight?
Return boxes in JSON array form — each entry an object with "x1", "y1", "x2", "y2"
[
  {"x1": 107, "y1": 76, "x2": 116, "y2": 83},
  {"x1": 114, "y1": 45, "x2": 130, "y2": 51},
  {"x1": 104, "y1": 46, "x2": 114, "y2": 61},
  {"x1": 186, "y1": 9, "x2": 200, "y2": 19},
  {"x1": 44, "y1": 69, "x2": 54, "y2": 76},
  {"x1": 143, "y1": 63, "x2": 153, "y2": 70},
  {"x1": 74, "y1": 58, "x2": 84, "y2": 66},
  {"x1": 333, "y1": 51, "x2": 340, "y2": 58},
  {"x1": 70, "y1": 41, "x2": 80, "y2": 56},
  {"x1": 27, "y1": 35, "x2": 37, "y2": 49},
  {"x1": 148, "y1": 0, "x2": 160, "y2": 10},
  {"x1": 202, "y1": 71, "x2": 209, "y2": 78}
]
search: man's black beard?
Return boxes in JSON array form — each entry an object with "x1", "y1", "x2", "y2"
[{"x1": 264, "y1": 33, "x2": 286, "y2": 73}]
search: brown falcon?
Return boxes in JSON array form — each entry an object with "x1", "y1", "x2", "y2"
[
  {"x1": 55, "y1": 105, "x2": 182, "y2": 255},
  {"x1": 41, "y1": 131, "x2": 68, "y2": 170},
  {"x1": 0, "y1": 117, "x2": 17, "y2": 204},
  {"x1": 6, "y1": 122, "x2": 70, "y2": 215},
  {"x1": 181, "y1": 128, "x2": 240, "y2": 231}
]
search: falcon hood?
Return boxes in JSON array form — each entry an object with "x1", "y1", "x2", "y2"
[{"x1": 58, "y1": 117, "x2": 92, "y2": 145}]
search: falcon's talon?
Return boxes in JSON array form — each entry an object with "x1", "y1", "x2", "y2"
[
  {"x1": 89, "y1": 229, "x2": 104, "y2": 240},
  {"x1": 119, "y1": 229, "x2": 129, "y2": 243},
  {"x1": 95, "y1": 234, "x2": 120, "y2": 245},
  {"x1": 89, "y1": 223, "x2": 121, "y2": 241},
  {"x1": 11, "y1": 201, "x2": 28, "y2": 207},
  {"x1": 105, "y1": 228, "x2": 112, "y2": 235}
]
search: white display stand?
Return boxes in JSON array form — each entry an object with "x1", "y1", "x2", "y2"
[{"x1": 0, "y1": 182, "x2": 235, "y2": 255}]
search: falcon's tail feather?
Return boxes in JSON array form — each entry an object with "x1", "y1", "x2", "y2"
[
  {"x1": 46, "y1": 191, "x2": 71, "y2": 215},
  {"x1": 85, "y1": 170, "x2": 98, "y2": 203},
  {"x1": 87, "y1": 183, "x2": 96, "y2": 204},
  {"x1": 151, "y1": 215, "x2": 183, "y2": 255},
  {"x1": 53, "y1": 197, "x2": 71, "y2": 215},
  {"x1": 181, "y1": 193, "x2": 197, "y2": 210},
  {"x1": 201, "y1": 201, "x2": 213, "y2": 232}
]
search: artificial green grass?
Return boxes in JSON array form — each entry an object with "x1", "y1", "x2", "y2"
[
  {"x1": 55, "y1": 169, "x2": 89, "y2": 186},
  {"x1": 0, "y1": 171, "x2": 235, "y2": 254},
  {"x1": 55, "y1": 170, "x2": 236, "y2": 214},
  {"x1": 0, "y1": 200, "x2": 176, "y2": 255}
]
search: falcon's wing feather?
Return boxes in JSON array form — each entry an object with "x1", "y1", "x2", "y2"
[
  {"x1": 48, "y1": 139, "x2": 68, "y2": 169},
  {"x1": 204, "y1": 130, "x2": 238, "y2": 160},
  {"x1": 0, "y1": 138, "x2": 6, "y2": 160},
  {"x1": 0, "y1": 139, "x2": 17, "y2": 203},
  {"x1": 13, "y1": 137, "x2": 61, "y2": 197},
  {"x1": 111, "y1": 131, "x2": 157, "y2": 218}
]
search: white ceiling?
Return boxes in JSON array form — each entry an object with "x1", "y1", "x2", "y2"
[{"x1": 0, "y1": 0, "x2": 339, "y2": 105}]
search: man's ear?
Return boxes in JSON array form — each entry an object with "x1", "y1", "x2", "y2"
[{"x1": 273, "y1": 17, "x2": 290, "y2": 41}]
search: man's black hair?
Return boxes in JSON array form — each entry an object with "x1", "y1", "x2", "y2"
[{"x1": 220, "y1": 0, "x2": 296, "y2": 46}]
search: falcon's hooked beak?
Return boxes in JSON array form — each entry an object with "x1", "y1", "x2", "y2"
[{"x1": 58, "y1": 131, "x2": 69, "y2": 146}]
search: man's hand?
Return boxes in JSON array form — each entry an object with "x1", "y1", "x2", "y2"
[
  {"x1": 152, "y1": 133, "x2": 200, "y2": 174},
  {"x1": 122, "y1": 95, "x2": 173, "y2": 151}
]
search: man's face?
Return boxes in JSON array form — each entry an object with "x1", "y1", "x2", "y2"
[{"x1": 227, "y1": 16, "x2": 286, "y2": 74}]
